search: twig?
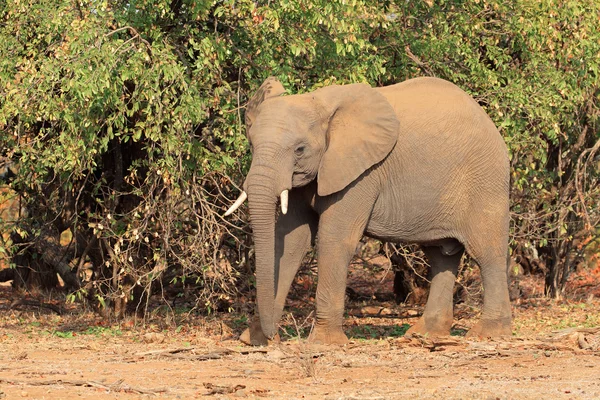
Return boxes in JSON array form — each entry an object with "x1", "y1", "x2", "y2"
[
  {"x1": 574, "y1": 136, "x2": 600, "y2": 230},
  {"x1": 404, "y1": 45, "x2": 435, "y2": 76},
  {"x1": 76, "y1": 235, "x2": 96, "y2": 276},
  {"x1": 104, "y1": 26, "x2": 152, "y2": 55}
]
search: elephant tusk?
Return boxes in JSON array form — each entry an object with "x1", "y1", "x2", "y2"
[
  {"x1": 224, "y1": 191, "x2": 247, "y2": 216},
  {"x1": 280, "y1": 190, "x2": 288, "y2": 215}
]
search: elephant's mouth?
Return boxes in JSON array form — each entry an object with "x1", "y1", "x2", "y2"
[{"x1": 292, "y1": 170, "x2": 316, "y2": 188}]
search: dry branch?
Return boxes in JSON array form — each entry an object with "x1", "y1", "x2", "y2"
[
  {"x1": 132, "y1": 346, "x2": 268, "y2": 361},
  {"x1": 9, "y1": 298, "x2": 62, "y2": 315},
  {"x1": 0, "y1": 378, "x2": 167, "y2": 395},
  {"x1": 404, "y1": 45, "x2": 434, "y2": 76},
  {"x1": 203, "y1": 382, "x2": 246, "y2": 395},
  {"x1": 550, "y1": 327, "x2": 600, "y2": 337}
]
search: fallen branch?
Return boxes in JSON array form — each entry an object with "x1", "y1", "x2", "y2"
[
  {"x1": 547, "y1": 327, "x2": 600, "y2": 351},
  {"x1": 0, "y1": 378, "x2": 167, "y2": 395},
  {"x1": 9, "y1": 298, "x2": 63, "y2": 315},
  {"x1": 134, "y1": 347, "x2": 200, "y2": 357},
  {"x1": 402, "y1": 334, "x2": 463, "y2": 352},
  {"x1": 226, "y1": 347, "x2": 270, "y2": 355},
  {"x1": 203, "y1": 382, "x2": 246, "y2": 395},
  {"x1": 549, "y1": 327, "x2": 600, "y2": 337},
  {"x1": 132, "y1": 346, "x2": 268, "y2": 361},
  {"x1": 348, "y1": 306, "x2": 421, "y2": 319}
]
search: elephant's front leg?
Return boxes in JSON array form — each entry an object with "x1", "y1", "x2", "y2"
[
  {"x1": 241, "y1": 191, "x2": 317, "y2": 346},
  {"x1": 309, "y1": 193, "x2": 372, "y2": 345}
]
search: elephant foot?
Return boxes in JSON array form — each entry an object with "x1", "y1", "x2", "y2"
[
  {"x1": 406, "y1": 315, "x2": 453, "y2": 337},
  {"x1": 239, "y1": 319, "x2": 280, "y2": 346},
  {"x1": 308, "y1": 325, "x2": 349, "y2": 345},
  {"x1": 467, "y1": 318, "x2": 512, "y2": 339}
]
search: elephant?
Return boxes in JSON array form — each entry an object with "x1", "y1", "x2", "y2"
[{"x1": 226, "y1": 76, "x2": 512, "y2": 345}]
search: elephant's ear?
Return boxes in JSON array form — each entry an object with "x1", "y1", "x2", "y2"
[
  {"x1": 245, "y1": 77, "x2": 286, "y2": 132},
  {"x1": 313, "y1": 84, "x2": 399, "y2": 197}
]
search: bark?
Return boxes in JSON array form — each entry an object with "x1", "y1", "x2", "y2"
[
  {"x1": 0, "y1": 268, "x2": 15, "y2": 282},
  {"x1": 33, "y1": 228, "x2": 81, "y2": 290}
]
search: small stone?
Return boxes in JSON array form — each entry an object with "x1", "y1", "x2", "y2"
[
  {"x1": 360, "y1": 306, "x2": 381, "y2": 314},
  {"x1": 266, "y1": 349, "x2": 286, "y2": 360},
  {"x1": 143, "y1": 332, "x2": 166, "y2": 344}
]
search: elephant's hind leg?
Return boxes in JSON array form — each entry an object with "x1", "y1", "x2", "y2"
[
  {"x1": 407, "y1": 245, "x2": 463, "y2": 337},
  {"x1": 464, "y1": 210, "x2": 512, "y2": 338},
  {"x1": 466, "y1": 252, "x2": 512, "y2": 338}
]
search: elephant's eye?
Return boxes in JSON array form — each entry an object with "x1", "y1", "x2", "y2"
[{"x1": 295, "y1": 145, "x2": 305, "y2": 156}]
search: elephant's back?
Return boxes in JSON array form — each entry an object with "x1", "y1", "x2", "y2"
[
  {"x1": 376, "y1": 77, "x2": 500, "y2": 140},
  {"x1": 368, "y1": 77, "x2": 509, "y2": 241},
  {"x1": 375, "y1": 77, "x2": 509, "y2": 175}
]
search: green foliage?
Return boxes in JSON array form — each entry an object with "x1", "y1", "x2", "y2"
[
  {"x1": 347, "y1": 323, "x2": 410, "y2": 340},
  {"x1": 52, "y1": 330, "x2": 75, "y2": 339},
  {"x1": 0, "y1": 0, "x2": 598, "y2": 313},
  {"x1": 83, "y1": 326, "x2": 123, "y2": 336}
]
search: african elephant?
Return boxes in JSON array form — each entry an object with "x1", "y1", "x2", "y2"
[{"x1": 226, "y1": 76, "x2": 512, "y2": 345}]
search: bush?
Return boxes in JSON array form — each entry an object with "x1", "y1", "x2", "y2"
[{"x1": 0, "y1": 0, "x2": 598, "y2": 316}]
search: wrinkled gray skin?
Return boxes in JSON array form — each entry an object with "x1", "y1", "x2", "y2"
[{"x1": 235, "y1": 77, "x2": 511, "y2": 345}]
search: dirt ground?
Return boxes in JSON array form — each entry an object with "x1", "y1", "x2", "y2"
[{"x1": 1, "y1": 265, "x2": 600, "y2": 400}]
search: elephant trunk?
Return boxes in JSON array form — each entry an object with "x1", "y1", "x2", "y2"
[{"x1": 246, "y1": 166, "x2": 280, "y2": 339}]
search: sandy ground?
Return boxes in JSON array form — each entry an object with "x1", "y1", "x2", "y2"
[
  {"x1": 1, "y1": 322, "x2": 599, "y2": 400},
  {"x1": 1, "y1": 267, "x2": 600, "y2": 400}
]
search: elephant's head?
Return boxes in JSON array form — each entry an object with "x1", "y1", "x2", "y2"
[{"x1": 227, "y1": 77, "x2": 399, "y2": 338}]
